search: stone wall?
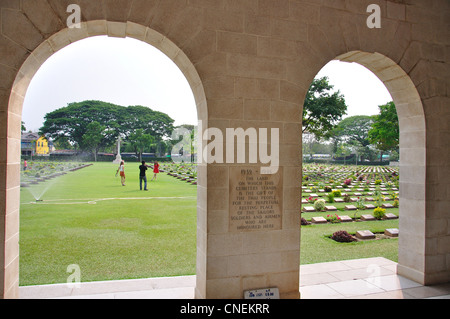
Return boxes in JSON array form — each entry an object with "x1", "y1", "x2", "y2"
[{"x1": 0, "y1": 0, "x2": 449, "y2": 298}]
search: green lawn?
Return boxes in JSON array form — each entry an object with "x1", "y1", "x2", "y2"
[
  {"x1": 20, "y1": 162, "x2": 197, "y2": 286},
  {"x1": 20, "y1": 162, "x2": 399, "y2": 286},
  {"x1": 300, "y1": 219, "x2": 399, "y2": 265}
]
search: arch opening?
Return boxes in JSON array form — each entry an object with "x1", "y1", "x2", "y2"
[
  {"x1": 300, "y1": 50, "x2": 427, "y2": 284},
  {"x1": 6, "y1": 21, "x2": 207, "y2": 297}
]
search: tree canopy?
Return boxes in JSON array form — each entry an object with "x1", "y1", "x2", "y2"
[
  {"x1": 368, "y1": 101, "x2": 399, "y2": 157},
  {"x1": 302, "y1": 77, "x2": 348, "y2": 139},
  {"x1": 40, "y1": 100, "x2": 175, "y2": 157}
]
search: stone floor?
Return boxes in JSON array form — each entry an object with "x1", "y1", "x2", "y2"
[{"x1": 19, "y1": 257, "x2": 450, "y2": 299}]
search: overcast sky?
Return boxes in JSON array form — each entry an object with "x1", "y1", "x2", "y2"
[{"x1": 22, "y1": 36, "x2": 392, "y2": 132}]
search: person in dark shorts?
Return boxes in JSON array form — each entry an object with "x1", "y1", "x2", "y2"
[{"x1": 139, "y1": 161, "x2": 150, "y2": 191}]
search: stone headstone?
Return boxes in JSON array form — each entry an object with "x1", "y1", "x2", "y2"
[
  {"x1": 365, "y1": 197, "x2": 374, "y2": 201},
  {"x1": 364, "y1": 204, "x2": 376, "y2": 210},
  {"x1": 340, "y1": 215, "x2": 353, "y2": 223},
  {"x1": 325, "y1": 206, "x2": 337, "y2": 211},
  {"x1": 311, "y1": 216, "x2": 327, "y2": 224},
  {"x1": 361, "y1": 214, "x2": 376, "y2": 221},
  {"x1": 302, "y1": 206, "x2": 315, "y2": 212},
  {"x1": 382, "y1": 203, "x2": 394, "y2": 209},
  {"x1": 384, "y1": 213, "x2": 398, "y2": 219},
  {"x1": 384, "y1": 228, "x2": 399, "y2": 237},
  {"x1": 356, "y1": 230, "x2": 376, "y2": 240},
  {"x1": 345, "y1": 205, "x2": 357, "y2": 210},
  {"x1": 334, "y1": 198, "x2": 344, "y2": 203}
]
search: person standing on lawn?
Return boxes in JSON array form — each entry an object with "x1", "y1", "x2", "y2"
[
  {"x1": 151, "y1": 161, "x2": 160, "y2": 181},
  {"x1": 139, "y1": 161, "x2": 150, "y2": 191},
  {"x1": 116, "y1": 160, "x2": 126, "y2": 186}
]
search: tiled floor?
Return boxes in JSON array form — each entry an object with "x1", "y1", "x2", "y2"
[
  {"x1": 299, "y1": 257, "x2": 450, "y2": 299},
  {"x1": 19, "y1": 257, "x2": 450, "y2": 299}
]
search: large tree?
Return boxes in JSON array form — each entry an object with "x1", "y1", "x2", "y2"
[
  {"x1": 40, "y1": 100, "x2": 122, "y2": 149},
  {"x1": 82, "y1": 121, "x2": 106, "y2": 162},
  {"x1": 331, "y1": 115, "x2": 377, "y2": 161},
  {"x1": 127, "y1": 128, "x2": 154, "y2": 162},
  {"x1": 368, "y1": 101, "x2": 399, "y2": 161},
  {"x1": 302, "y1": 77, "x2": 348, "y2": 139},
  {"x1": 40, "y1": 100, "x2": 175, "y2": 154},
  {"x1": 333, "y1": 115, "x2": 374, "y2": 147}
]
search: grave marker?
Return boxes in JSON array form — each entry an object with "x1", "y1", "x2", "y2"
[
  {"x1": 340, "y1": 215, "x2": 353, "y2": 223},
  {"x1": 311, "y1": 216, "x2": 327, "y2": 224},
  {"x1": 384, "y1": 213, "x2": 398, "y2": 219},
  {"x1": 361, "y1": 214, "x2": 376, "y2": 221},
  {"x1": 356, "y1": 230, "x2": 376, "y2": 240},
  {"x1": 384, "y1": 228, "x2": 399, "y2": 237}
]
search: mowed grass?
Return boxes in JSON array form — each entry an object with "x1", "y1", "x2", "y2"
[
  {"x1": 300, "y1": 219, "x2": 399, "y2": 265},
  {"x1": 19, "y1": 162, "x2": 197, "y2": 286},
  {"x1": 20, "y1": 162, "x2": 399, "y2": 286}
]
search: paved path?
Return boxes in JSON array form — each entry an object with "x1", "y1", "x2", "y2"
[{"x1": 19, "y1": 257, "x2": 450, "y2": 299}]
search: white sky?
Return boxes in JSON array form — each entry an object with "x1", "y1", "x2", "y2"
[
  {"x1": 23, "y1": 36, "x2": 197, "y2": 132},
  {"x1": 316, "y1": 60, "x2": 393, "y2": 118},
  {"x1": 22, "y1": 36, "x2": 392, "y2": 132}
]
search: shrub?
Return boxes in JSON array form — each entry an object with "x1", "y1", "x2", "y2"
[
  {"x1": 343, "y1": 194, "x2": 351, "y2": 202},
  {"x1": 393, "y1": 200, "x2": 399, "y2": 208},
  {"x1": 373, "y1": 207, "x2": 386, "y2": 220},
  {"x1": 301, "y1": 217, "x2": 311, "y2": 226},
  {"x1": 331, "y1": 230, "x2": 356, "y2": 243},
  {"x1": 327, "y1": 214, "x2": 341, "y2": 223},
  {"x1": 324, "y1": 186, "x2": 332, "y2": 192},
  {"x1": 326, "y1": 193, "x2": 334, "y2": 203},
  {"x1": 344, "y1": 178, "x2": 352, "y2": 185},
  {"x1": 332, "y1": 190, "x2": 341, "y2": 197},
  {"x1": 314, "y1": 199, "x2": 326, "y2": 212},
  {"x1": 375, "y1": 179, "x2": 382, "y2": 185}
]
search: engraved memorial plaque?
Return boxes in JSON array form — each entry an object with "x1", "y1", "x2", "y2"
[{"x1": 229, "y1": 167, "x2": 283, "y2": 232}]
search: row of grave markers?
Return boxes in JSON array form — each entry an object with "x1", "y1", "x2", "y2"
[
  {"x1": 302, "y1": 202, "x2": 396, "y2": 213},
  {"x1": 310, "y1": 212, "x2": 398, "y2": 224}
]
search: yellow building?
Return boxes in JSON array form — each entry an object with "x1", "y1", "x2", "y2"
[
  {"x1": 21, "y1": 133, "x2": 50, "y2": 156},
  {"x1": 35, "y1": 136, "x2": 49, "y2": 155}
]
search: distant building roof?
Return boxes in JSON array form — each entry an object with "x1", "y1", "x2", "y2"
[{"x1": 21, "y1": 132, "x2": 40, "y2": 142}]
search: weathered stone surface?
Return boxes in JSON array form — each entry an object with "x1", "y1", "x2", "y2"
[
  {"x1": 311, "y1": 216, "x2": 327, "y2": 224},
  {"x1": 340, "y1": 215, "x2": 353, "y2": 223},
  {"x1": 385, "y1": 228, "x2": 399, "y2": 237},
  {"x1": 324, "y1": 206, "x2": 337, "y2": 211},
  {"x1": 345, "y1": 205, "x2": 357, "y2": 211},
  {"x1": 356, "y1": 230, "x2": 376, "y2": 240},
  {"x1": 384, "y1": 213, "x2": 399, "y2": 220},
  {"x1": 0, "y1": 0, "x2": 449, "y2": 300},
  {"x1": 361, "y1": 214, "x2": 376, "y2": 221}
]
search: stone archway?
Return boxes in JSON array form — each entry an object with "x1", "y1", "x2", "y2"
[
  {"x1": 322, "y1": 51, "x2": 427, "y2": 284},
  {"x1": 1, "y1": 1, "x2": 449, "y2": 299},
  {"x1": 2, "y1": 21, "x2": 208, "y2": 299}
]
